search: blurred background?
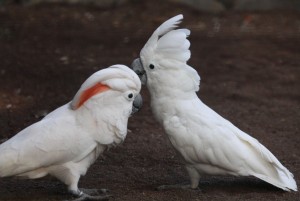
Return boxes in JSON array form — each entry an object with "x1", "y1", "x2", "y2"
[
  {"x1": 0, "y1": 0, "x2": 299, "y2": 201},
  {"x1": 1, "y1": 0, "x2": 300, "y2": 11}
]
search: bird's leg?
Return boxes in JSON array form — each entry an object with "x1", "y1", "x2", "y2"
[
  {"x1": 55, "y1": 171, "x2": 111, "y2": 201},
  {"x1": 186, "y1": 165, "x2": 201, "y2": 189},
  {"x1": 49, "y1": 165, "x2": 112, "y2": 200},
  {"x1": 156, "y1": 166, "x2": 201, "y2": 191}
]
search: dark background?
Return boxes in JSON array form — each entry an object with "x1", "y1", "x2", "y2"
[{"x1": 0, "y1": 0, "x2": 299, "y2": 200}]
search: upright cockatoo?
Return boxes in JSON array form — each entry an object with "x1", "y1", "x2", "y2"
[
  {"x1": 131, "y1": 15, "x2": 297, "y2": 192},
  {"x1": 0, "y1": 65, "x2": 142, "y2": 200}
]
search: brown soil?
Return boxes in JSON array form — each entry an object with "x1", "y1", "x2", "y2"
[{"x1": 0, "y1": 1, "x2": 299, "y2": 200}]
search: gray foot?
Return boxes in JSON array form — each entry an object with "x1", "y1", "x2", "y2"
[
  {"x1": 156, "y1": 183, "x2": 201, "y2": 191},
  {"x1": 156, "y1": 184, "x2": 191, "y2": 191},
  {"x1": 65, "y1": 188, "x2": 112, "y2": 201},
  {"x1": 79, "y1": 188, "x2": 109, "y2": 195},
  {"x1": 71, "y1": 193, "x2": 112, "y2": 201}
]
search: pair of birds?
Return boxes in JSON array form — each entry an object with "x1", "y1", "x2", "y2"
[{"x1": 0, "y1": 15, "x2": 297, "y2": 201}]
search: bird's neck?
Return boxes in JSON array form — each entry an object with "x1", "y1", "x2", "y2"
[
  {"x1": 148, "y1": 86, "x2": 198, "y2": 124},
  {"x1": 148, "y1": 84, "x2": 198, "y2": 100},
  {"x1": 74, "y1": 100, "x2": 129, "y2": 144}
]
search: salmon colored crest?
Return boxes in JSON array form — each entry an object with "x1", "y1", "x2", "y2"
[{"x1": 77, "y1": 83, "x2": 110, "y2": 108}]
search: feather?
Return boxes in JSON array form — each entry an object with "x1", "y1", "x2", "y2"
[
  {"x1": 71, "y1": 65, "x2": 141, "y2": 110},
  {"x1": 155, "y1": 14, "x2": 183, "y2": 36},
  {"x1": 140, "y1": 15, "x2": 200, "y2": 93},
  {"x1": 141, "y1": 15, "x2": 183, "y2": 57},
  {"x1": 139, "y1": 15, "x2": 297, "y2": 191},
  {"x1": 74, "y1": 83, "x2": 110, "y2": 109},
  {"x1": 0, "y1": 65, "x2": 142, "y2": 196}
]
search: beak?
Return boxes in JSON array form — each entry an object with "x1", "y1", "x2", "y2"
[
  {"x1": 131, "y1": 58, "x2": 147, "y2": 85},
  {"x1": 131, "y1": 93, "x2": 143, "y2": 115}
]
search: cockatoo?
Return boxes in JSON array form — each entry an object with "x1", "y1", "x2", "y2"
[
  {"x1": 0, "y1": 65, "x2": 142, "y2": 200},
  {"x1": 131, "y1": 15, "x2": 297, "y2": 192}
]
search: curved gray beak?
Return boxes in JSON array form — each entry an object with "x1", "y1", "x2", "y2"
[
  {"x1": 131, "y1": 93, "x2": 143, "y2": 115},
  {"x1": 131, "y1": 58, "x2": 147, "y2": 85}
]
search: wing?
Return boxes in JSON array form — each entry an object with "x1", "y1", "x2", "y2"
[
  {"x1": 164, "y1": 99, "x2": 297, "y2": 191},
  {"x1": 0, "y1": 105, "x2": 97, "y2": 177}
]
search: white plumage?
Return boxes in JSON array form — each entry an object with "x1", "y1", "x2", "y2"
[
  {"x1": 0, "y1": 65, "x2": 142, "y2": 199},
  {"x1": 132, "y1": 15, "x2": 297, "y2": 191}
]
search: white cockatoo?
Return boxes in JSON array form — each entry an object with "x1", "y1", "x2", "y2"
[
  {"x1": 131, "y1": 15, "x2": 297, "y2": 192},
  {"x1": 0, "y1": 65, "x2": 142, "y2": 200}
]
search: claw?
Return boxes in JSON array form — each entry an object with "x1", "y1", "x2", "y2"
[
  {"x1": 66, "y1": 188, "x2": 112, "y2": 201},
  {"x1": 71, "y1": 193, "x2": 112, "y2": 201},
  {"x1": 156, "y1": 184, "x2": 192, "y2": 191}
]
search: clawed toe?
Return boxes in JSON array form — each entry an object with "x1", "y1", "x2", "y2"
[
  {"x1": 156, "y1": 184, "x2": 193, "y2": 191},
  {"x1": 71, "y1": 193, "x2": 112, "y2": 201},
  {"x1": 98, "y1": 188, "x2": 109, "y2": 194},
  {"x1": 79, "y1": 188, "x2": 109, "y2": 196},
  {"x1": 66, "y1": 188, "x2": 112, "y2": 201}
]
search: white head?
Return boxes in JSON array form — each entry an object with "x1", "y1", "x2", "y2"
[
  {"x1": 131, "y1": 15, "x2": 200, "y2": 97},
  {"x1": 70, "y1": 65, "x2": 142, "y2": 116}
]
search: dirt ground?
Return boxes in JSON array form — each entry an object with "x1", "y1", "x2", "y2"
[{"x1": 0, "y1": 1, "x2": 299, "y2": 200}]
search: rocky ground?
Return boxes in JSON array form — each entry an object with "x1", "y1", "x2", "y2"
[{"x1": 0, "y1": 1, "x2": 299, "y2": 200}]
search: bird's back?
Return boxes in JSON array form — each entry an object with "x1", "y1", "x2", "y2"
[
  {"x1": 0, "y1": 105, "x2": 97, "y2": 177},
  {"x1": 157, "y1": 96, "x2": 297, "y2": 191}
]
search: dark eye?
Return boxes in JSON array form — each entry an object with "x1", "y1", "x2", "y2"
[
  {"x1": 149, "y1": 64, "x2": 155, "y2": 69},
  {"x1": 128, "y1": 93, "x2": 133, "y2": 99}
]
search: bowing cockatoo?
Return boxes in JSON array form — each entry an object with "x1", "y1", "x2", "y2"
[
  {"x1": 0, "y1": 65, "x2": 142, "y2": 200},
  {"x1": 131, "y1": 15, "x2": 297, "y2": 191}
]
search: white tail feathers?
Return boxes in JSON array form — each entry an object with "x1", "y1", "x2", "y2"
[
  {"x1": 275, "y1": 168, "x2": 297, "y2": 191},
  {"x1": 235, "y1": 127, "x2": 298, "y2": 191},
  {"x1": 253, "y1": 170, "x2": 297, "y2": 191},
  {"x1": 253, "y1": 147, "x2": 298, "y2": 191}
]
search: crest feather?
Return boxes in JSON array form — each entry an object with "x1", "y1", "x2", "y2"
[
  {"x1": 154, "y1": 14, "x2": 183, "y2": 36},
  {"x1": 140, "y1": 15, "x2": 200, "y2": 92},
  {"x1": 72, "y1": 83, "x2": 110, "y2": 110},
  {"x1": 70, "y1": 65, "x2": 141, "y2": 110}
]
